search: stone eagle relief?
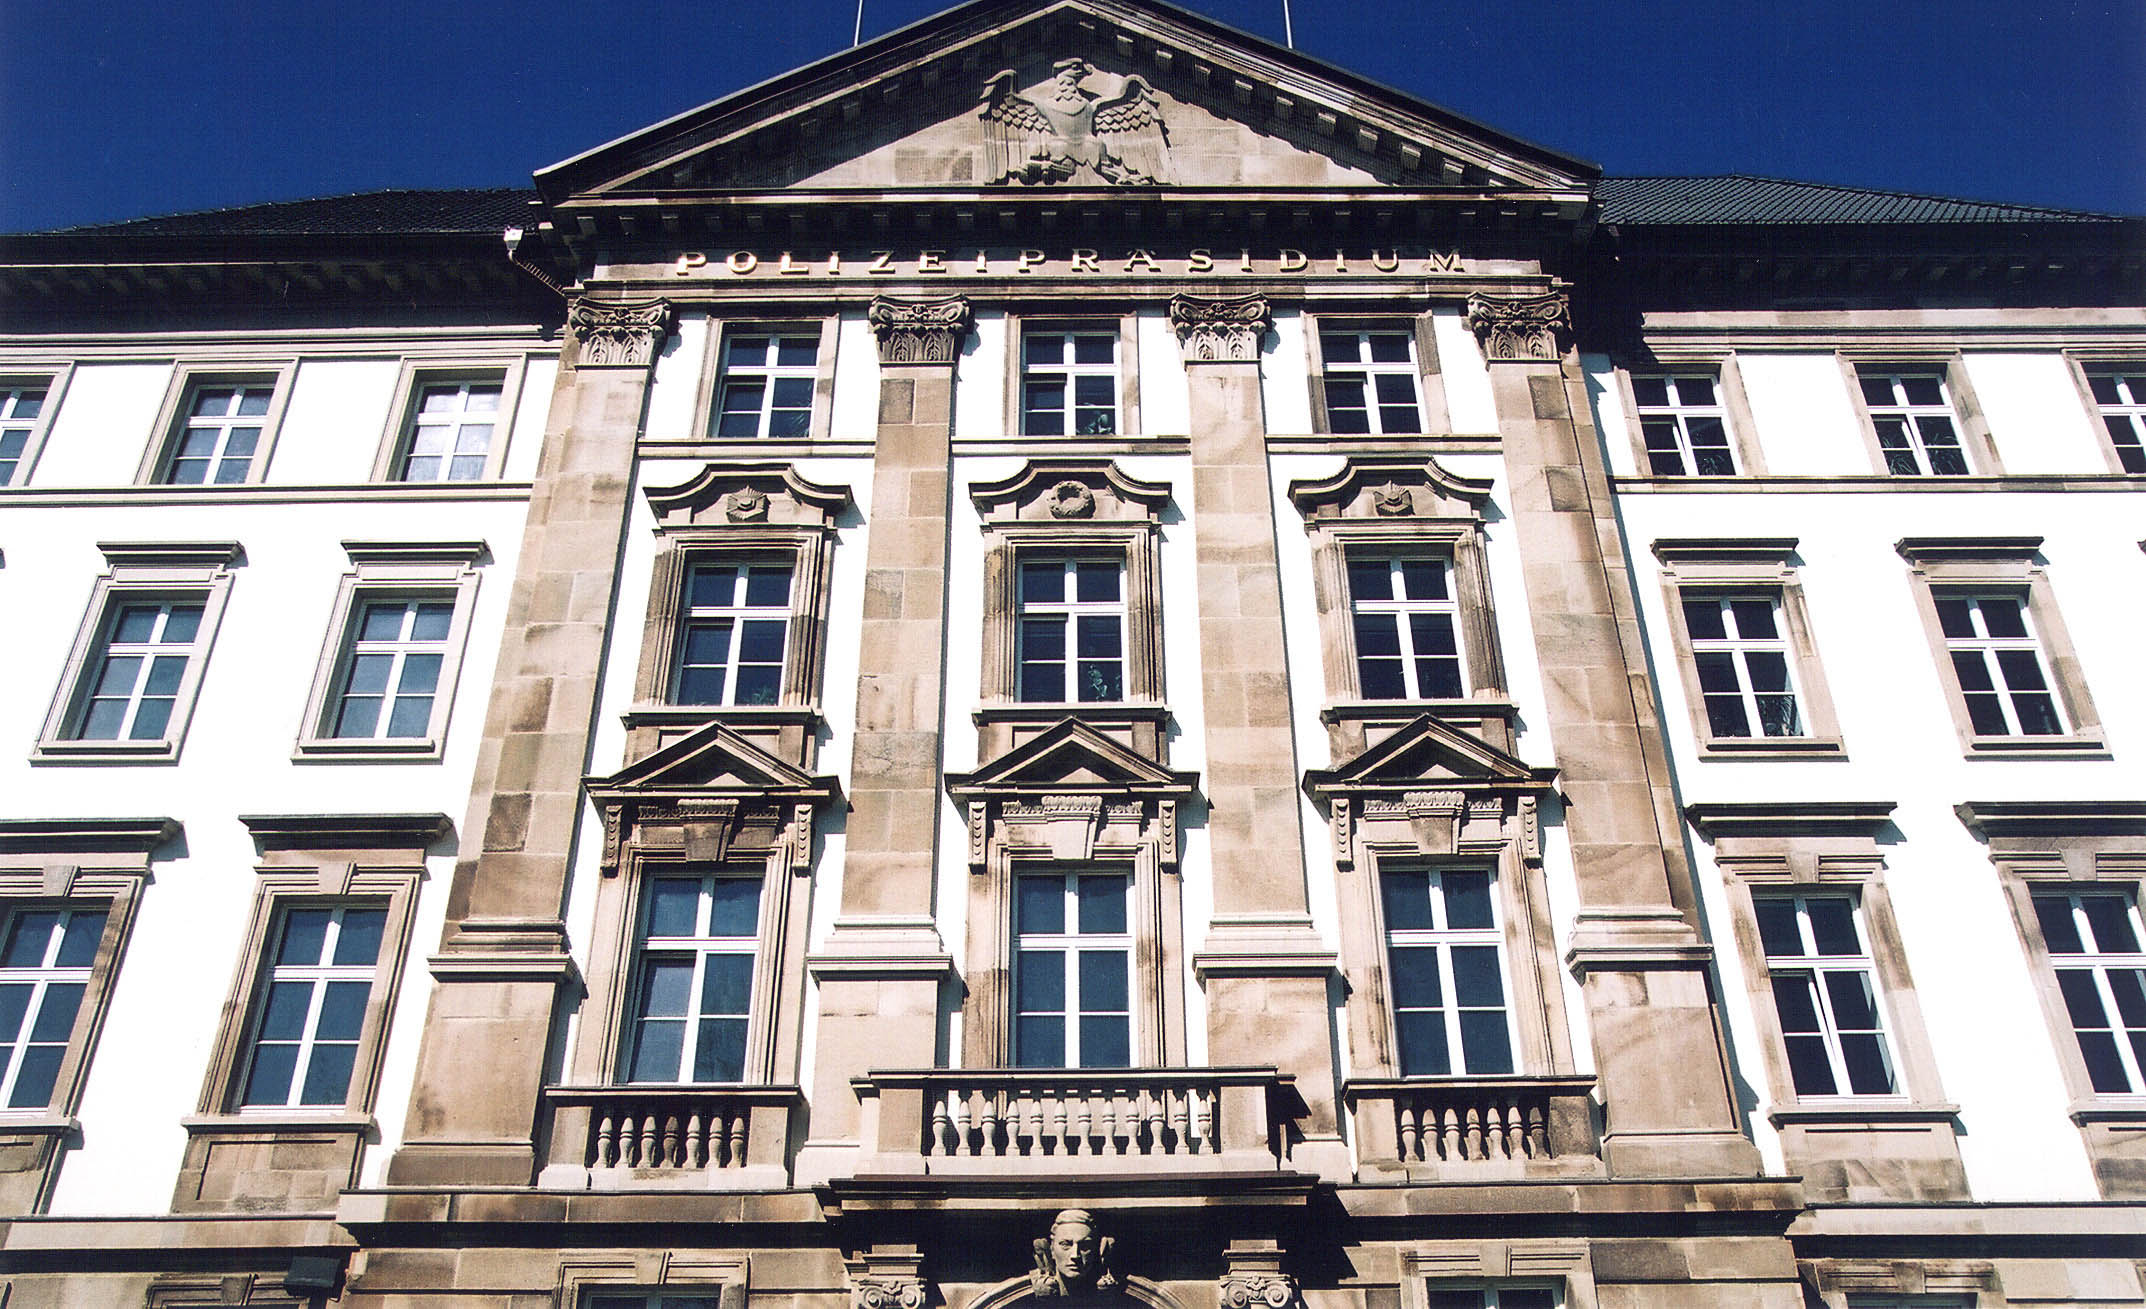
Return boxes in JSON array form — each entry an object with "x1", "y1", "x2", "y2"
[{"x1": 980, "y1": 58, "x2": 1169, "y2": 186}]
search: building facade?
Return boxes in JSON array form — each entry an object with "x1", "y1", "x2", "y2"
[{"x1": 0, "y1": 1, "x2": 2142, "y2": 1305}]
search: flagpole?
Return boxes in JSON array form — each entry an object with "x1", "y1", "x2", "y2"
[
  {"x1": 854, "y1": 0, "x2": 865, "y2": 46},
  {"x1": 1281, "y1": 0, "x2": 1294, "y2": 48}
]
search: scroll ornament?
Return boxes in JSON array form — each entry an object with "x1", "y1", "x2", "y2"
[
  {"x1": 1219, "y1": 1274, "x2": 1301, "y2": 1309},
  {"x1": 568, "y1": 298, "x2": 674, "y2": 367},
  {"x1": 852, "y1": 1278, "x2": 928, "y2": 1309},
  {"x1": 1463, "y1": 291, "x2": 1571, "y2": 362},
  {"x1": 868, "y1": 295, "x2": 974, "y2": 364},
  {"x1": 1168, "y1": 293, "x2": 1271, "y2": 363}
]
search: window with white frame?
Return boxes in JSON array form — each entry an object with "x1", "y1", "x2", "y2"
[
  {"x1": 163, "y1": 381, "x2": 273, "y2": 484},
  {"x1": 1319, "y1": 329, "x2": 1423, "y2": 434},
  {"x1": 1017, "y1": 555, "x2": 1125, "y2": 703},
  {"x1": 713, "y1": 332, "x2": 819, "y2": 439},
  {"x1": 1631, "y1": 372, "x2": 1735, "y2": 475},
  {"x1": 587, "y1": 1295, "x2": 723, "y2": 1309},
  {"x1": 1022, "y1": 330, "x2": 1119, "y2": 436},
  {"x1": 396, "y1": 377, "x2": 502, "y2": 482},
  {"x1": 1349, "y1": 555, "x2": 1464, "y2": 701},
  {"x1": 0, "y1": 384, "x2": 48, "y2": 485},
  {"x1": 68, "y1": 599, "x2": 205, "y2": 742},
  {"x1": 0, "y1": 907, "x2": 106, "y2": 1111},
  {"x1": 622, "y1": 872, "x2": 762, "y2": 1084},
  {"x1": 238, "y1": 903, "x2": 388, "y2": 1108},
  {"x1": 2086, "y1": 365, "x2": 2146, "y2": 474},
  {"x1": 1682, "y1": 591, "x2": 1804, "y2": 738},
  {"x1": 1014, "y1": 870, "x2": 1132, "y2": 1068},
  {"x1": 1753, "y1": 893, "x2": 1897, "y2": 1097},
  {"x1": 1424, "y1": 1290, "x2": 1557, "y2": 1309},
  {"x1": 1935, "y1": 592, "x2": 2064, "y2": 737},
  {"x1": 1380, "y1": 867, "x2": 1514, "y2": 1077},
  {"x1": 674, "y1": 559, "x2": 793, "y2": 707},
  {"x1": 1860, "y1": 372, "x2": 1969, "y2": 476},
  {"x1": 323, "y1": 597, "x2": 454, "y2": 740},
  {"x1": 2032, "y1": 888, "x2": 2146, "y2": 1094}
]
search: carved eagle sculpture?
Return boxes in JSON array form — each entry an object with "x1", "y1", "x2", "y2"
[{"x1": 980, "y1": 58, "x2": 1169, "y2": 186}]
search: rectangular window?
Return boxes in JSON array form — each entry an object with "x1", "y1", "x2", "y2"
[
  {"x1": 0, "y1": 384, "x2": 48, "y2": 485},
  {"x1": 1380, "y1": 868, "x2": 1513, "y2": 1077},
  {"x1": 397, "y1": 378, "x2": 501, "y2": 482},
  {"x1": 587, "y1": 1298, "x2": 722, "y2": 1309},
  {"x1": 623, "y1": 873, "x2": 762, "y2": 1084},
  {"x1": 1319, "y1": 329, "x2": 1422, "y2": 435},
  {"x1": 674, "y1": 560, "x2": 793, "y2": 707},
  {"x1": 2086, "y1": 365, "x2": 2146, "y2": 474},
  {"x1": 2033, "y1": 889, "x2": 2146, "y2": 1094},
  {"x1": 1014, "y1": 871, "x2": 1132, "y2": 1068},
  {"x1": 164, "y1": 382, "x2": 273, "y2": 484},
  {"x1": 238, "y1": 904, "x2": 387, "y2": 1108},
  {"x1": 1424, "y1": 1291, "x2": 1557, "y2": 1309},
  {"x1": 1935, "y1": 593, "x2": 2064, "y2": 737},
  {"x1": 1632, "y1": 373, "x2": 1735, "y2": 475},
  {"x1": 1860, "y1": 372, "x2": 1969, "y2": 476},
  {"x1": 0, "y1": 907, "x2": 106, "y2": 1110},
  {"x1": 1022, "y1": 330, "x2": 1118, "y2": 436},
  {"x1": 714, "y1": 333, "x2": 818, "y2": 439},
  {"x1": 1017, "y1": 556, "x2": 1125, "y2": 703},
  {"x1": 68, "y1": 599, "x2": 205, "y2": 742},
  {"x1": 325, "y1": 597, "x2": 454, "y2": 740},
  {"x1": 1754, "y1": 893, "x2": 1897, "y2": 1097},
  {"x1": 1349, "y1": 556, "x2": 1463, "y2": 700},
  {"x1": 1682, "y1": 591, "x2": 1803, "y2": 738}
]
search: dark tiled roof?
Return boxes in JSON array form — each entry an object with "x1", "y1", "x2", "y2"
[
  {"x1": 1597, "y1": 174, "x2": 2121, "y2": 226},
  {"x1": 39, "y1": 188, "x2": 542, "y2": 238}
]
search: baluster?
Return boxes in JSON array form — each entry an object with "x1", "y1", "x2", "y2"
[
  {"x1": 628, "y1": 1111, "x2": 651, "y2": 1168},
  {"x1": 958, "y1": 1087, "x2": 980, "y2": 1156},
  {"x1": 1395, "y1": 1101, "x2": 1420, "y2": 1162},
  {"x1": 980, "y1": 1088, "x2": 1003, "y2": 1157},
  {"x1": 1142, "y1": 1089, "x2": 1164, "y2": 1155},
  {"x1": 929, "y1": 1093, "x2": 952, "y2": 1156},
  {"x1": 1430, "y1": 1103, "x2": 1452, "y2": 1161},
  {"x1": 1502, "y1": 1096, "x2": 1524, "y2": 1160},
  {"x1": 726, "y1": 1110, "x2": 748, "y2": 1167},
  {"x1": 1469, "y1": 1102, "x2": 1490, "y2": 1161},
  {"x1": 595, "y1": 1109, "x2": 619, "y2": 1167},
  {"x1": 1169, "y1": 1087, "x2": 1191, "y2": 1153},
  {"x1": 1047, "y1": 1089, "x2": 1068, "y2": 1154},
  {"x1": 1021, "y1": 1088, "x2": 1043, "y2": 1156},
  {"x1": 1527, "y1": 1098, "x2": 1551, "y2": 1158},
  {"x1": 1187, "y1": 1087, "x2": 1211, "y2": 1153},
  {"x1": 680, "y1": 1111, "x2": 701, "y2": 1168}
]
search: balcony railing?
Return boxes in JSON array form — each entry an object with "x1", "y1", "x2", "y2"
[
  {"x1": 854, "y1": 1068, "x2": 1294, "y2": 1174},
  {"x1": 1344, "y1": 1076, "x2": 1600, "y2": 1178},
  {"x1": 539, "y1": 1085, "x2": 802, "y2": 1189}
]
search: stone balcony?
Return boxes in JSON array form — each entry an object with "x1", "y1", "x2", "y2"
[
  {"x1": 852, "y1": 1068, "x2": 1297, "y2": 1174},
  {"x1": 538, "y1": 1085, "x2": 803, "y2": 1190},
  {"x1": 1344, "y1": 1075, "x2": 1602, "y2": 1180}
]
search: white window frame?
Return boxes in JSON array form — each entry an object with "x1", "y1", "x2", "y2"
[
  {"x1": 1630, "y1": 370, "x2": 1738, "y2": 476},
  {"x1": 1020, "y1": 326, "x2": 1123, "y2": 437},
  {"x1": 35, "y1": 543, "x2": 239, "y2": 763},
  {"x1": 1680, "y1": 590, "x2": 1807, "y2": 740},
  {"x1": 0, "y1": 906, "x2": 107, "y2": 1112},
  {"x1": 710, "y1": 327, "x2": 825, "y2": 440},
  {"x1": 672, "y1": 557, "x2": 797, "y2": 708},
  {"x1": 295, "y1": 541, "x2": 484, "y2": 760},
  {"x1": 620, "y1": 869, "x2": 765, "y2": 1085},
  {"x1": 138, "y1": 362, "x2": 297, "y2": 487},
  {"x1": 1857, "y1": 369, "x2": 1972, "y2": 476},
  {"x1": 1752, "y1": 892, "x2": 1901, "y2": 1100},
  {"x1": 1934, "y1": 591, "x2": 2067, "y2": 738},
  {"x1": 235, "y1": 902, "x2": 391, "y2": 1110},
  {"x1": 1347, "y1": 554, "x2": 1468, "y2": 702},
  {"x1": 1421, "y1": 1289, "x2": 1560, "y2": 1309},
  {"x1": 0, "y1": 367, "x2": 70, "y2": 487},
  {"x1": 1378, "y1": 865, "x2": 1517, "y2": 1078},
  {"x1": 1015, "y1": 553, "x2": 1129, "y2": 705},
  {"x1": 369, "y1": 356, "x2": 528, "y2": 483},
  {"x1": 2032, "y1": 887, "x2": 2146, "y2": 1095},
  {"x1": 1316, "y1": 327, "x2": 1426, "y2": 435},
  {"x1": 1011, "y1": 868, "x2": 1135, "y2": 1070},
  {"x1": 2081, "y1": 362, "x2": 2146, "y2": 475}
]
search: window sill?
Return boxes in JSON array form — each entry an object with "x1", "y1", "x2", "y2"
[
  {"x1": 0, "y1": 1113, "x2": 78, "y2": 1140},
  {"x1": 623, "y1": 704, "x2": 823, "y2": 730},
  {"x1": 1697, "y1": 735, "x2": 1847, "y2": 761},
  {"x1": 1322, "y1": 697, "x2": 1519, "y2": 724},
  {"x1": 2069, "y1": 1097, "x2": 2146, "y2": 1126},
  {"x1": 1964, "y1": 733, "x2": 2109, "y2": 760},
  {"x1": 180, "y1": 1111, "x2": 375, "y2": 1136},
  {"x1": 1769, "y1": 1102, "x2": 1959, "y2": 1127},
  {"x1": 291, "y1": 737, "x2": 445, "y2": 764},
  {"x1": 30, "y1": 737, "x2": 179, "y2": 765}
]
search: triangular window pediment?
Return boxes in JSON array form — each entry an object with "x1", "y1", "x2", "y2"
[
  {"x1": 588, "y1": 719, "x2": 834, "y2": 801},
  {"x1": 948, "y1": 719, "x2": 1195, "y2": 800},
  {"x1": 1305, "y1": 714, "x2": 1554, "y2": 799}
]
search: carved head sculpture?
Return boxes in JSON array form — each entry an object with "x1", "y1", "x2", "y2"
[{"x1": 1030, "y1": 1209, "x2": 1118, "y2": 1298}]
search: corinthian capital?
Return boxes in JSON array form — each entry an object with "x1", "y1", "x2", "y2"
[
  {"x1": 1168, "y1": 293, "x2": 1270, "y2": 363},
  {"x1": 1463, "y1": 291, "x2": 1571, "y2": 362},
  {"x1": 869, "y1": 295, "x2": 973, "y2": 365},
  {"x1": 567, "y1": 298, "x2": 675, "y2": 368}
]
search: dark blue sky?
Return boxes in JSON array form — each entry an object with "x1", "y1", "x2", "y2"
[{"x1": 3, "y1": 0, "x2": 2141, "y2": 234}]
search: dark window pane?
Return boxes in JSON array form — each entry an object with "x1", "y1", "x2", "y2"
[
  {"x1": 242, "y1": 1043, "x2": 299, "y2": 1105},
  {"x1": 1805, "y1": 899, "x2": 1861, "y2": 956},
  {"x1": 628, "y1": 1018, "x2": 684, "y2": 1082},
  {"x1": 1682, "y1": 599, "x2": 1727, "y2": 641},
  {"x1": 333, "y1": 909, "x2": 386, "y2": 966},
  {"x1": 1387, "y1": 946, "x2": 1442, "y2": 1007},
  {"x1": 2058, "y1": 969, "x2": 2109, "y2": 1029},
  {"x1": 1317, "y1": 333, "x2": 1355, "y2": 365},
  {"x1": 56, "y1": 912, "x2": 107, "y2": 967},
  {"x1": 1078, "y1": 875, "x2": 1127, "y2": 933},
  {"x1": 1072, "y1": 334, "x2": 1113, "y2": 365},
  {"x1": 2034, "y1": 895, "x2": 2085, "y2": 954},
  {"x1": 776, "y1": 336, "x2": 817, "y2": 368},
  {"x1": 1, "y1": 916, "x2": 56, "y2": 968},
  {"x1": 1074, "y1": 561, "x2": 1120, "y2": 603},
  {"x1": 1367, "y1": 334, "x2": 1411, "y2": 364},
  {"x1": 645, "y1": 879, "x2": 701, "y2": 938},
  {"x1": 1450, "y1": 946, "x2": 1506, "y2": 1008},
  {"x1": 1395, "y1": 1011, "x2": 1449, "y2": 1076},
  {"x1": 1347, "y1": 557, "x2": 1394, "y2": 602},
  {"x1": 693, "y1": 1017, "x2": 747, "y2": 1081},
  {"x1": 2082, "y1": 896, "x2": 2141, "y2": 953},
  {"x1": 1978, "y1": 598, "x2": 2028, "y2": 639},
  {"x1": 1016, "y1": 878, "x2": 1064, "y2": 934},
  {"x1": 1380, "y1": 870, "x2": 1433, "y2": 931},
  {"x1": 1458, "y1": 1009, "x2": 1513, "y2": 1074},
  {"x1": 1754, "y1": 900, "x2": 1804, "y2": 957},
  {"x1": 27, "y1": 982, "x2": 84, "y2": 1043},
  {"x1": 1672, "y1": 376, "x2": 1717, "y2": 406},
  {"x1": 1771, "y1": 974, "x2": 1822, "y2": 1033},
  {"x1": 314, "y1": 981, "x2": 371, "y2": 1042},
  {"x1": 1859, "y1": 375, "x2": 1896, "y2": 406},
  {"x1": 1016, "y1": 1015, "x2": 1065, "y2": 1067},
  {"x1": 1631, "y1": 376, "x2": 1671, "y2": 408},
  {"x1": 708, "y1": 879, "x2": 763, "y2": 937},
  {"x1": 1078, "y1": 1015, "x2": 1129, "y2": 1067},
  {"x1": 1015, "y1": 952, "x2": 1066, "y2": 1014},
  {"x1": 1839, "y1": 1032, "x2": 1896, "y2": 1094},
  {"x1": 701, "y1": 954, "x2": 754, "y2": 1016},
  {"x1": 278, "y1": 911, "x2": 331, "y2": 965},
  {"x1": 1441, "y1": 871, "x2": 1493, "y2": 930},
  {"x1": 1782, "y1": 1033, "x2": 1838, "y2": 1096},
  {"x1": 2077, "y1": 1030, "x2": 2132, "y2": 1093},
  {"x1": 9, "y1": 1045, "x2": 63, "y2": 1107},
  {"x1": 1079, "y1": 951, "x2": 1129, "y2": 1011},
  {"x1": 1901, "y1": 376, "x2": 1944, "y2": 406}
]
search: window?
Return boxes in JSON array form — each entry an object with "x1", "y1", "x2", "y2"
[
  {"x1": 1349, "y1": 555, "x2": 1464, "y2": 701},
  {"x1": 296, "y1": 542, "x2": 483, "y2": 760},
  {"x1": 2086, "y1": 365, "x2": 2146, "y2": 473},
  {"x1": 237, "y1": 904, "x2": 387, "y2": 1108},
  {"x1": 2033, "y1": 888, "x2": 2146, "y2": 1094},
  {"x1": 165, "y1": 382, "x2": 272, "y2": 484},
  {"x1": 1318, "y1": 329, "x2": 1423, "y2": 434},
  {"x1": 0, "y1": 383, "x2": 49, "y2": 485},
  {"x1": 1380, "y1": 867, "x2": 1513, "y2": 1077},
  {"x1": 325, "y1": 598, "x2": 454, "y2": 739},
  {"x1": 1022, "y1": 329, "x2": 1119, "y2": 435},
  {"x1": 623, "y1": 872, "x2": 762, "y2": 1084},
  {"x1": 397, "y1": 377, "x2": 501, "y2": 482},
  {"x1": 1753, "y1": 894, "x2": 1896, "y2": 1097},
  {"x1": 674, "y1": 561, "x2": 793, "y2": 707},
  {"x1": 588, "y1": 1297, "x2": 722, "y2": 1309},
  {"x1": 0, "y1": 908, "x2": 106, "y2": 1110},
  {"x1": 1935, "y1": 593, "x2": 2064, "y2": 737},
  {"x1": 1683, "y1": 592, "x2": 1803, "y2": 738},
  {"x1": 1631, "y1": 372, "x2": 1735, "y2": 475},
  {"x1": 1017, "y1": 556, "x2": 1125, "y2": 703},
  {"x1": 1013, "y1": 870, "x2": 1132, "y2": 1068},
  {"x1": 68, "y1": 599, "x2": 204, "y2": 742},
  {"x1": 1424, "y1": 1291, "x2": 1556, "y2": 1309},
  {"x1": 713, "y1": 332, "x2": 819, "y2": 439},
  {"x1": 1859, "y1": 371, "x2": 1969, "y2": 475}
]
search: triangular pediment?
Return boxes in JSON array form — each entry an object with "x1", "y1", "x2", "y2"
[
  {"x1": 536, "y1": 0, "x2": 1594, "y2": 203},
  {"x1": 1304, "y1": 715, "x2": 1555, "y2": 799},
  {"x1": 588, "y1": 719, "x2": 837, "y2": 802},
  {"x1": 947, "y1": 718, "x2": 1196, "y2": 798}
]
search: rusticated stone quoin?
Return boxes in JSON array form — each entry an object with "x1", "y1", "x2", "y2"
[
  {"x1": 869, "y1": 294, "x2": 974, "y2": 364},
  {"x1": 1465, "y1": 290, "x2": 1571, "y2": 361},
  {"x1": 1169, "y1": 292, "x2": 1271, "y2": 362},
  {"x1": 567, "y1": 297, "x2": 674, "y2": 367}
]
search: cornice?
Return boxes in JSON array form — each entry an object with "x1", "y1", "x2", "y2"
[
  {"x1": 1895, "y1": 535, "x2": 2044, "y2": 563},
  {"x1": 0, "y1": 817, "x2": 180, "y2": 855},
  {"x1": 1954, "y1": 801, "x2": 2146, "y2": 838},
  {"x1": 1684, "y1": 802, "x2": 1897, "y2": 839},
  {"x1": 239, "y1": 813, "x2": 453, "y2": 851},
  {"x1": 1650, "y1": 537, "x2": 1799, "y2": 565}
]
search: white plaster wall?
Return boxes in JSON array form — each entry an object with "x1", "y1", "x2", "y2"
[
  {"x1": 951, "y1": 311, "x2": 1006, "y2": 439},
  {"x1": 501, "y1": 358, "x2": 558, "y2": 483},
  {"x1": 1723, "y1": 354, "x2": 1869, "y2": 475},
  {"x1": 1260, "y1": 311, "x2": 1313, "y2": 435},
  {"x1": 1967, "y1": 353, "x2": 2111, "y2": 474},
  {"x1": 642, "y1": 314, "x2": 707, "y2": 443},
  {"x1": 1620, "y1": 484, "x2": 2146, "y2": 1199},
  {"x1": 262, "y1": 359, "x2": 400, "y2": 484},
  {"x1": 1581, "y1": 354, "x2": 1640, "y2": 478},
  {"x1": 21, "y1": 362, "x2": 168, "y2": 487},
  {"x1": 1135, "y1": 310, "x2": 1191, "y2": 436},
  {"x1": 1432, "y1": 307, "x2": 1497, "y2": 433}
]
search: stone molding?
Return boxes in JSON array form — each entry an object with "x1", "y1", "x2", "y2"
[
  {"x1": 849, "y1": 1252, "x2": 930, "y2": 1309},
  {"x1": 567, "y1": 297, "x2": 674, "y2": 367},
  {"x1": 869, "y1": 295, "x2": 973, "y2": 364},
  {"x1": 1219, "y1": 1265, "x2": 1300, "y2": 1309},
  {"x1": 1169, "y1": 293, "x2": 1270, "y2": 362},
  {"x1": 1464, "y1": 291, "x2": 1571, "y2": 361}
]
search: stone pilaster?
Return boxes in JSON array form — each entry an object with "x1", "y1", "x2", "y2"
[
  {"x1": 385, "y1": 298, "x2": 672, "y2": 1186},
  {"x1": 1170, "y1": 295, "x2": 1344, "y2": 1174},
  {"x1": 1470, "y1": 288, "x2": 1761, "y2": 1178},
  {"x1": 797, "y1": 296, "x2": 968, "y2": 1179}
]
